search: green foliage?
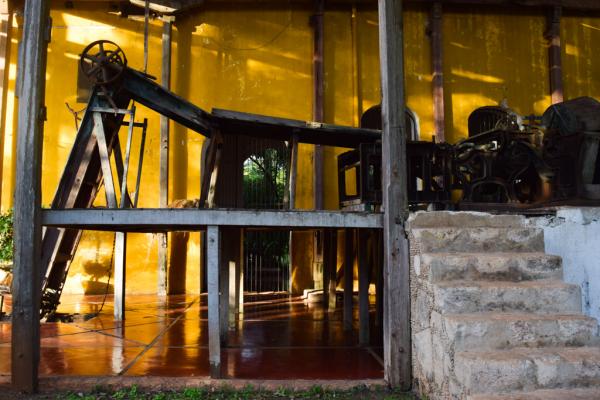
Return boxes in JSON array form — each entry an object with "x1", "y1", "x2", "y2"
[
  {"x1": 0, "y1": 209, "x2": 13, "y2": 264},
  {"x1": 50, "y1": 385, "x2": 418, "y2": 400}
]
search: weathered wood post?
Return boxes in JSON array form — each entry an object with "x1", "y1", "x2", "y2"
[
  {"x1": 378, "y1": 0, "x2": 412, "y2": 389},
  {"x1": 11, "y1": 0, "x2": 50, "y2": 392},
  {"x1": 158, "y1": 17, "x2": 173, "y2": 296}
]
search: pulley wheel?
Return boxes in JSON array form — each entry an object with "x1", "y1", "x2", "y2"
[{"x1": 79, "y1": 40, "x2": 127, "y2": 86}]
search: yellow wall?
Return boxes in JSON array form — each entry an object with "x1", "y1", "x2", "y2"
[{"x1": 2, "y1": 3, "x2": 600, "y2": 295}]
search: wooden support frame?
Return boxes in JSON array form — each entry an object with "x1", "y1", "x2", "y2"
[
  {"x1": 207, "y1": 225, "x2": 221, "y2": 378},
  {"x1": 430, "y1": 2, "x2": 445, "y2": 142},
  {"x1": 42, "y1": 209, "x2": 383, "y2": 230},
  {"x1": 158, "y1": 17, "x2": 172, "y2": 296},
  {"x1": 378, "y1": 0, "x2": 412, "y2": 389},
  {"x1": 11, "y1": 0, "x2": 50, "y2": 392}
]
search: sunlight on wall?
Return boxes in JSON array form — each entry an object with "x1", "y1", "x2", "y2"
[{"x1": 1, "y1": 4, "x2": 599, "y2": 295}]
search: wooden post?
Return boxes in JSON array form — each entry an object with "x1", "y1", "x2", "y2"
[
  {"x1": 113, "y1": 232, "x2": 127, "y2": 321},
  {"x1": 158, "y1": 17, "x2": 172, "y2": 296},
  {"x1": 312, "y1": 0, "x2": 325, "y2": 211},
  {"x1": 358, "y1": 229, "x2": 370, "y2": 346},
  {"x1": 343, "y1": 229, "x2": 354, "y2": 331},
  {"x1": 207, "y1": 225, "x2": 221, "y2": 378},
  {"x1": 11, "y1": 0, "x2": 50, "y2": 393},
  {"x1": 546, "y1": 5, "x2": 563, "y2": 104},
  {"x1": 430, "y1": 2, "x2": 445, "y2": 142},
  {"x1": 378, "y1": 0, "x2": 412, "y2": 389}
]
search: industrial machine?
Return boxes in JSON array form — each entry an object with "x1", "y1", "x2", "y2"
[{"x1": 337, "y1": 98, "x2": 600, "y2": 210}]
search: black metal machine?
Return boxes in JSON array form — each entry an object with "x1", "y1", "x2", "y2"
[{"x1": 337, "y1": 98, "x2": 600, "y2": 210}]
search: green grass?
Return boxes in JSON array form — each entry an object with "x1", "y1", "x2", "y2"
[{"x1": 36, "y1": 384, "x2": 416, "y2": 400}]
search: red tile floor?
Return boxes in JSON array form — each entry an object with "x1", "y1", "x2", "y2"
[{"x1": 0, "y1": 294, "x2": 383, "y2": 379}]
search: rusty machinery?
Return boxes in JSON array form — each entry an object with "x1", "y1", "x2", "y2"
[{"x1": 338, "y1": 98, "x2": 600, "y2": 210}]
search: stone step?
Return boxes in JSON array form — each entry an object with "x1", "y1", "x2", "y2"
[
  {"x1": 420, "y1": 252, "x2": 563, "y2": 283},
  {"x1": 442, "y1": 313, "x2": 597, "y2": 351},
  {"x1": 469, "y1": 387, "x2": 600, "y2": 400},
  {"x1": 409, "y1": 211, "x2": 527, "y2": 229},
  {"x1": 455, "y1": 347, "x2": 600, "y2": 395},
  {"x1": 411, "y1": 227, "x2": 545, "y2": 253},
  {"x1": 433, "y1": 280, "x2": 581, "y2": 314}
]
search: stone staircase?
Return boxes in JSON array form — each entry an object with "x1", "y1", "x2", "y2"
[{"x1": 409, "y1": 211, "x2": 600, "y2": 399}]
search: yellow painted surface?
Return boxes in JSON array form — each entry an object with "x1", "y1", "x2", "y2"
[{"x1": 1, "y1": 4, "x2": 600, "y2": 294}]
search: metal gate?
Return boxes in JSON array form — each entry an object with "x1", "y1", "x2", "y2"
[{"x1": 242, "y1": 140, "x2": 290, "y2": 293}]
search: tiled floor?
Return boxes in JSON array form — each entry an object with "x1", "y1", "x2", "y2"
[{"x1": 0, "y1": 294, "x2": 384, "y2": 379}]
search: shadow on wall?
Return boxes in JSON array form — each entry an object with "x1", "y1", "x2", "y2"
[{"x1": 82, "y1": 259, "x2": 113, "y2": 295}]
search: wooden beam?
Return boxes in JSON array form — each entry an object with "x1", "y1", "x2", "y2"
[
  {"x1": 358, "y1": 229, "x2": 370, "y2": 346},
  {"x1": 158, "y1": 18, "x2": 172, "y2": 297},
  {"x1": 430, "y1": 2, "x2": 445, "y2": 142},
  {"x1": 42, "y1": 209, "x2": 383, "y2": 230},
  {"x1": 546, "y1": 5, "x2": 563, "y2": 104},
  {"x1": 60, "y1": 0, "x2": 600, "y2": 10},
  {"x1": 207, "y1": 225, "x2": 221, "y2": 378},
  {"x1": 378, "y1": 0, "x2": 412, "y2": 389},
  {"x1": 11, "y1": 0, "x2": 50, "y2": 393},
  {"x1": 343, "y1": 228, "x2": 354, "y2": 331}
]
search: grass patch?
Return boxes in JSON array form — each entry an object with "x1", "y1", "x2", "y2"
[{"x1": 12, "y1": 384, "x2": 416, "y2": 400}]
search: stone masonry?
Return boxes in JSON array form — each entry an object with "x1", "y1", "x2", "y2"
[{"x1": 409, "y1": 211, "x2": 600, "y2": 399}]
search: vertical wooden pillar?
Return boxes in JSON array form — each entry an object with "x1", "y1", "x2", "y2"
[
  {"x1": 343, "y1": 228, "x2": 354, "y2": 331},
  {"x1": 546, "y1": 5, "x2": 563, "y2": 105},
  {"x1": 358, "y1": 229, "x2": 370, "y2": 346},
  {"x1": 113, "y1": 232, "x2": 127, "y2": 321},
  {"x1": 430, "y1": 2, "x2": 445, "y2": 142},
  {"x1": 158, "y1": 17, "x2": 172, "y2": 296},
  {"x1": 11, "y1": 0, "x2": 50, "y2": 393},
  {"x1": 312, "y1": 0, "x2": 325, "y2": 210},
  {"x1": 207, "y1": 225, "x2": 221, "y2": 378},
  {"x1": 378, "y1": 0, "x2": 412, "y2": 389}
]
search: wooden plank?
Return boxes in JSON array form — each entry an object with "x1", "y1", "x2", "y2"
[
  {"x1": 207, "y1": 225, "x2": 221, "y2": 378},
  {"x1": 93, "y1": 112, "x2": 118, "y2": 208},
  {"x1": 158, "y1": 18, "x2": 172, "y2": 296},
  {"x1": 11, "y1": 0, "x2": 49, "y2": 393},
  {"x1": 343, "y1": 228, "x2": 354, "y2": 331},
  {"x1": 64, "y1": 0, "x2": 600, "y2": 9},
  {"x1": 358, "y1": 229, "x2": 370, "y2": 346},
  {"x1": 113, "y1": 232, "x2": 126, "y2": 321},
  {"x1": 430, "y1": 2, "x2": 445, "y2": 142},
  {"x1": 378, "y1": 0, "x2": 412, "y2": 389},
  {"x1": 211, "y1": 108, "x2": 380, "y2": 148},
  {"x1": 546, "y1": 5, "x2": 563, "y2": 105},
  {"x1": 312, "y1": 0, "x2": 325, "y2": 209},
  {"x1": 42, "y1": 209, "x2": 384, "y2": 230}
]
